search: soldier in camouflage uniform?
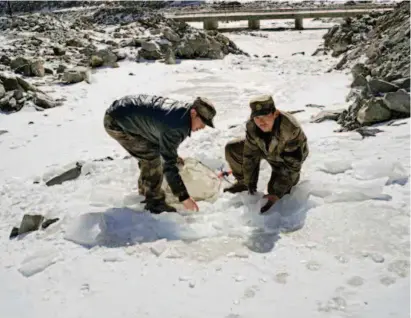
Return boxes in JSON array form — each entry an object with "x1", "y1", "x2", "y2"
[
  {"x1": 224, "y1": 95, "x2": 309, "y2": 213},
  {"x1": 104, "y1": 94, "x2": 216, "y2": 214}
]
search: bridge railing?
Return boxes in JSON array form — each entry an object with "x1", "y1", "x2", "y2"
[{"x1": 167, "y1": 3, "x2": 395, "y2": 17}]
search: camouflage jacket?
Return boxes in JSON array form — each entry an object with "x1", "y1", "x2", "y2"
[
  {"x1": 106, "y1": 94, "x2": 192, "y2": 202},
  {"x1": 243, "y1": 111, "x2": 309, "y2": 190}
]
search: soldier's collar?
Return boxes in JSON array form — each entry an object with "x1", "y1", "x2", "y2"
[{"x1": 270, "y1": 112, "x2": 282, "y2": 137}]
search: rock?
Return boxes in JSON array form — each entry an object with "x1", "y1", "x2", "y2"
[
  {"x1": 45, "y1": 162, "x2": 83, "y2": 186},
  {"x1": 30, "y1": 59, "x2": 45, "y2": 77},
  {"x1": 383, "y1": 90, "x2": 410, "y2": 115},
  {"x1": 355, "y1": 127, "x2": 384, "y2": 138},
  {"x1": 0, "y1": 84, "x2": 5, "y2": 98},
  {"x1": 33, "y1": 92, "x2": 59, "y2": 109},
  {"x1": 90, "y1": 55, "x2": 104, "y2": 68},
  {"x1": 53, "y1": 46, "x2": 66, "y2": 56},
  {"x1": 164, "y1": 48, "x2": 176, "y2": 65},
  {"x1": 56, "y1": 64, "x2": 67, "y2": 74},
  {"x1": 368, "y1": 79, "x2": 400, "y2": 95},
  {"x1": 13, "y1": 89, "x2": 24, "y2": 100},
  {"x1": 162, "y1": 26, "x2": 180, "y2": 42},
  {"x1": 90, "y1": 48, "x2": 118, "y2": 68},
  {"x1": 138, "y1": 40, "x2": 162, "y2": 60},
  {"x1": 16, "y1": 76, "x2": 37, "y2": 92},
  {"x1": 0, "y1": 55, "x2": 11, "y2": 66},
  {"x1": 62, "y1": 67, "x2": 91, "y2": 84},
  {"x1": 1, "y1": 75, "x2": 20, "y2": 91},
  {"x1": 10, "y1": 56, "x2": 31, "y2": 75},
  {"x1": 10, "y1": 57, "x2": 45, "y2": 77},
  {"x1": 310, "y1": 109, "x2": 345, "y2": 123},
  {"x1": 351, "y1": 74, "x2": 368, "y2": 88},
  {"x1": 357, "y1": 98, "x2": 392, "y2": 125},
  {"x1": 351, "y1": 63, "x2": 370, "y2": 78},
  {"x1": 391, "y1": 77, "x2": 410, "y2": 91},
  {"x1": 66, "y1": 38, "x2": 83, "y2": 47},
  {"x1": 18, "y1": 214, "x2": 44, "y2": 235}
]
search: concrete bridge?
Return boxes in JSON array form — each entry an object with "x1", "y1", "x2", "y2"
[{"x1": 166, "y1": 5, "x2": 395, "y2": 30}]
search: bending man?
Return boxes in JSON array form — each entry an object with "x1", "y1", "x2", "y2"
[
  {"x1": 104, "y1": 94, "x2": 216, "y2": 214},
  {"x1": 224, "y1": 95, "x2": 309, "y2": 213}
]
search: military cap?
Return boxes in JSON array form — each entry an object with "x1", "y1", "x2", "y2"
[
  {"x1": 249, "y1": 95, "x2": 276, "y2": 118},
  {"x1": 192, "y1": 96, "x2": 216, "y2": 128}
]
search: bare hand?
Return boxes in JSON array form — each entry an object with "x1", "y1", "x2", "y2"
[
  {"x1": 182, "y1": 197, "x2": 199, "y2": 212},
  {"x1": 177, "y1": 156, "x2": 185, "y2": 166}
]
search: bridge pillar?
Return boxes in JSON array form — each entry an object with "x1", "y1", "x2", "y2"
[
  {"x1": 204, "y1": 19, "x2": 218, "y2": 30},
  {"x1": 248, "y1": 19, "x2": 260, "y2": 30},
  {"x1": 295, "y1": 18, "x2": 304, "y2": 30}
]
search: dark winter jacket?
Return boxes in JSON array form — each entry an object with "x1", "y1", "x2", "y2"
[{"x1": 106, "y1": 94, "x2": 193, "y2": 202}]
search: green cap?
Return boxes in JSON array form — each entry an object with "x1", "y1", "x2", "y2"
[
  {"x1": 193, "y1": 96, "x2": 216, "y2": 128},
  {"x1": 249, "y1": 95, "x2": 276, "y2": 118}
]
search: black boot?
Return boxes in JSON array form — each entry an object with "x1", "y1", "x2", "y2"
[
  {"x1": 144, "y1": 200, "x2": 177, "y2": 214},
  {"x1": 223, "y1": 182, "x2": 247, "y2": 194}
]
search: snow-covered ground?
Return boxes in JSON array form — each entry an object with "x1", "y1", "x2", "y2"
[{"x1": 0, "y1": 19, "x2": 409, "y2": 318}]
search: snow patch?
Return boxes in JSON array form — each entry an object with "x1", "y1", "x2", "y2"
[{"x1": 18, "y1": 248, "x2": 62, "y2": 277}]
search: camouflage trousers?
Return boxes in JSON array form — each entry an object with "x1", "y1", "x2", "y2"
[
  {"x1": 104, "y1": 114, "x2": 165, "y2": 203},
  {"x1": 225, "y1": 138, "x2": 300, "y2": 198}
]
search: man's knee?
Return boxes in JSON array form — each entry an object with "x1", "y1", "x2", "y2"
[
  {"x1": 225, "y1": 138, "x2": 245, "y2": 160},
  {"x1": 268, "y1": 168, "x2": 300, "y2": 198}
]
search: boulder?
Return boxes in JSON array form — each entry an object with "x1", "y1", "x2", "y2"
[
  {"x1": 62, "y1": 67, "x2": 91, "y2": 84},
  {"x1": 0, "y1": 84, "x2": 5, "y2": 98},
  {"x1": 357, "y1": 98, "x2": 392, "y2": 125},
  {"x1": 90, "y1": 48, "x2": 118, "y2": 68},
  {"x1": 368, "y1": 79, "x2": 400, "y2": 95},
  {"x1": 33, "y1": 92, "x2": 59, "y2": 109},
  {"x1": 138, "y1": 40, "x2": 162, "y2": 60},
  {"x1": 383, "y1": 90, "x2": 410, "y2": 115},
  {"x1": 162, "y1": 158, "x2": 225, "y2": 209}
]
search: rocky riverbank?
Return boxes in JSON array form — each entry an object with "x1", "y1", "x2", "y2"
[
  {"x1": 315, "y1": 1, "x2": 410, "y2": 131},
  {"x1": 0, "y1": 5, "x2": 247, "y2": 113}
]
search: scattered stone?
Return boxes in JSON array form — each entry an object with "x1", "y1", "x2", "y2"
[
  {"x1": 41, "y1": 218, "x2": 59, "y2": 229},
  {"x1": 62, "y1": 67, "x2": 91, "y2": 84},
  {"x1": 0, "y1": 129, "x2": 8, "y2": 136},
  {"x1": 383, "y1": 90, "x2": 410, "y2": 115},
  {"x1": 355, "y1": 127, "x2": 384, "y2": 138},
  {"x1": 33, "y1": 92, "x2": 59, "y2": 109},
  {"x1": 288, "y1": 109, "x2": 305, "y2": 115},
  {"x1": 188, "y1": 281, "x2": 196, "y2": 288},
  {"x1": 45, "y1": 162, "x2": 83, "y2": 186},
  {"x1": 310, "y1": 109, "x2": 345, "y2": 123},
  {"x1": 10, "y1": 214, "x2": 49, "y2": 238},
  {"x1": 368, "y1": 79, "x2": 400, "y2": 95},
  {"x1": 306, "y1": 104, "x2": 325, "y2": 109},
  {"x1": 292, "y1": 51, "x2": 305, "y2": 56}
]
